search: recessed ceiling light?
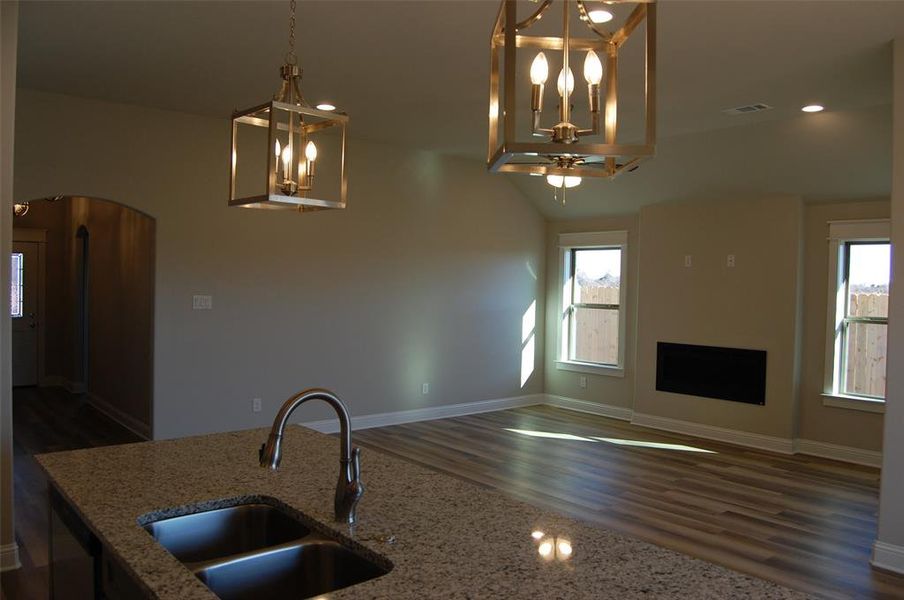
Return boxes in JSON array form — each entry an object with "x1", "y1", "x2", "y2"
[
  {"x1": 588, "y1": 9, "x2": 614, "y2": 24},
  {"x1": 316, "y1": 103, "x2": 336, "y2": 111},
  {"x1": 801, "y1": 104, "x2": 824, "y2": 113}
]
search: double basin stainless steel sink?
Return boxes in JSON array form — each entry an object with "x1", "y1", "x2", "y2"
[{"x1": 142, "y1": 500, "x2": 390, "y2": 599}]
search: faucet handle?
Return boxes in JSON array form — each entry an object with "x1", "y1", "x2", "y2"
[{"x1": 351, "y1": 446, "x2": 362, "y2": 481}]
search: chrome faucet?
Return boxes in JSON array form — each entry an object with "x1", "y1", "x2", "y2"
[{"x1": 259, "y1": 388, "x2": 364, "y2": 525}]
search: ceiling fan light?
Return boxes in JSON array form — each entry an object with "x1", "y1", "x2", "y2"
[
  {"x1": 546, "y1": 175, "x2": 582, "y2": 188},
  {"x1": 564, "y1": 176, "x2": 582, "y2": 188}
]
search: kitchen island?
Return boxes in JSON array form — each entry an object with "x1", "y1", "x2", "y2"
[{"x1": 38, "y1": 424, "x2": 808, "y2": 599}]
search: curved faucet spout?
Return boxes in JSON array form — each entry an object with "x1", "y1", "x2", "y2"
[{"x1": 259, "y1": 388, "x2": 364, "y2": 525}]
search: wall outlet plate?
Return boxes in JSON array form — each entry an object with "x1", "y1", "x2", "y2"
[
  {"x1": 192, "y1": 295, "x2": 213, "y2": 310},
  {"x1": 252, "y1": 398, "x2": 262, "y2": 413}
]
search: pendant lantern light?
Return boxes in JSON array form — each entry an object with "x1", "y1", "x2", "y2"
[
  {"x1": 229, "y1": 0, "x2": 348, "y2": 212},
  {"x1": 487, "y1": 0, "x2": 656, "y2": 204}
]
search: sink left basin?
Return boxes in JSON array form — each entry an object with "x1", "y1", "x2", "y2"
[{"x1": 143, "y1": 503, "x2": 311, "y2": 564}]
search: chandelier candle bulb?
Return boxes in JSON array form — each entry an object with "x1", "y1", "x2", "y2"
[
  {"x1": 583, "y1": 51, "x2": 603, "y2": 85},
  {"x1": 305, "y1": 141, "x2": 317, "y2": 183},
  {"x1": 530, "y1": 52, "x2": 549, "y2": 85},
  {"x1": 557, "y1": 68, "x2": 575, "y2": 98},
  {"x1": 281, "y1": 146, "x2": 292, "y2": 180}
]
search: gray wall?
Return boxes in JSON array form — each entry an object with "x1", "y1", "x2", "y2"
[
  {"x1": 544, "y1": 197, "x2": 892, "y2": 453},
  {"x1": 798, "y1": 199, "x2": 889, "y2": 451},
  {"x1": 0, "y1": 0, "x2": 18, "y2": 571},
  {"x1": 634, "y1": 196, "x2": 804, "y2": 439},
  {"x1": 877, "y1": 37, "x2": 904, "y2": 564},
  {"x1": 13, "y1": 89, "x2": 547, "y2": 439},
  {"x1": 543, "y1": 215, "x2": 639, "y2": 407}
]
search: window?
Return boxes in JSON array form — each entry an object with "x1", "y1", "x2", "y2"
[
  {"x1": 824, "y1": 220, "x2": 890, "y2": 406},
  {"x1": 557, "y1": 231, "x2": 628, "y2": 375},
  {"x1": 10, "y1": 252, "x2": 23, "y2": 318}
]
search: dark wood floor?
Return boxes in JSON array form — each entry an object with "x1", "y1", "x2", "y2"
[
  {"x1": 356, "y1": 405, "x2": 904, "y2": 600},
  {"x1": 4, "y1": 392, "x2": 904, "y2": 599},
  {"x1": 1, "y1": 386, "x2": 141, "y2": 600}
]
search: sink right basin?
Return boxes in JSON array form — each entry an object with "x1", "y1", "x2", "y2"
[
  {"x1": 197, "y1": 537, "x2": 390, "y2": 600},
  {"x1": 141, "y1": 499, "x2": 391, "y2": 599}
]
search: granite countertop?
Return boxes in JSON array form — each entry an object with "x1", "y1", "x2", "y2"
[{"x1": 37, "y1": 425, "x2": 809, "y2": 599}]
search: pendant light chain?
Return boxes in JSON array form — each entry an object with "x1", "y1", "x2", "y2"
[{"x1": 286, "y1": 0, "x2": 297, "y2": 65}]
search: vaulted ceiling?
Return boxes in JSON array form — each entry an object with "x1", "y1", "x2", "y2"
[{"x1": 16, "y1": 1, "x2": 901, "y2": 217}]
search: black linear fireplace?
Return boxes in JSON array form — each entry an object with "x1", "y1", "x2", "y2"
[{"x1": 656, "y1": 342, "x2": 767, "y2": 405}]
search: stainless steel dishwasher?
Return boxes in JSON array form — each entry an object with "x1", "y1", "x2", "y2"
[{"x1": 49, "y1": 486, "x2": 100, "y2": 599}]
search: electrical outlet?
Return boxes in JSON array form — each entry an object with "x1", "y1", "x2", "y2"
[
  {"x1": 192, "y1": 295, "x2": 213, "y2": 310},
  {"x1": 252, "y1": 398, "x2": 262, "y2": 413},
  {"x1": 684, "y1": 255, "x2": 693, "y2": 268},
  {"x1": 727, "y1": 254, "x2": 736, "y2": 268},
  {"x1": 579, "y1": 376, "x2": 587, "y2": 389},
  {"x1": 422, "y1": 383, "x2": 430, "y2": 395}
]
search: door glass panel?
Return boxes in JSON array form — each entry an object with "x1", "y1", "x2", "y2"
[
  {"x1": 844, "y1": 322, "x2": 887, "y2": 398},
  {"x1": 572, "y1": 308, "x2": 618, "y2": 365},
  {"x1": 573, "y1": 248, "x2": 620, "y2": 305},
  {"x1": 10, "y1": 252, "x2": 23, "y2": 318}
]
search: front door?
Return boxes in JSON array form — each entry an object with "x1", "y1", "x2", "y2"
[{"x1": 12, "y1": 241, "x2": 40, "y2": 386}]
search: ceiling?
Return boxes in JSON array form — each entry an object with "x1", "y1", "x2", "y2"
[{"x1": 16, "y1": 0, "x2": 901, "y2": 217}]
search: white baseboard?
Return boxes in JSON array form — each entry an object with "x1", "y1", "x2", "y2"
[
  {"x1": 630, "y1": 412, "x2": 795, "y2": 454},
  {"x1": 796, "y1": 439, "x2": 883, "y2": 468},
  {"x1": 84, "y1": 392, "x2": 151, "y2": 440},
  {"x1": 545, "y1": 394, "x2": 633, "y2": 421},
  {"x1": 872, "y1": 540, "x2": 904, "y2": 574},
  {"x1": 0, "y1": 542, "x2": 20, "y2": 572},
  {"x1": 303, "y1": 393, "x2": 545, "y2": 434}
]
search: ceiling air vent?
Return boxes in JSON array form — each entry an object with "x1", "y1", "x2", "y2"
[{"x1": 722, "y1": 103, "x2": 773, "y2": 116}]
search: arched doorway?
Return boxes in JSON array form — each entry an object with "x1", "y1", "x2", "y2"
[{"x1": 11, "y1": 194, "x2": 155, "y2": 436}]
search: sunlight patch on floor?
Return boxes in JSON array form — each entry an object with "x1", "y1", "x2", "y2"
[
  {"x1": 590, "y1": 437, "x2": 716, "y2": 453},
  {"x1": 504, "y1": 428, "x2": 716, "y2": 453},
  {"x1": 504, "y1": 428, "x2": 595, "y2": 442}
]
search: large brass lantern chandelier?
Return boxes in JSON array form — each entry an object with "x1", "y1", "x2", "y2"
[
  {"x1": 487, "y1": 0, "x2": 656, "y2": 202},
  {"x1": 229, "y1": 0, "x2": 348, "y2": 211}
]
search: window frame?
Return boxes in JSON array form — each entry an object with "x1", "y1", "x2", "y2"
[
  {"x1": 556, "y1": 231, "x2": 628, "y2": 377},
  {"x1": 823, "y1": 219, "x2": 890, "y2": 411}
]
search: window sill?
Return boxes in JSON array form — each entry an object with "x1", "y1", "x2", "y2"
[
  {"x1": 555, "y1": 360, "x2": 624, "y2": 378},
  {"x1": 822, "y1": 393, "x2": 885, "y2": 414}
]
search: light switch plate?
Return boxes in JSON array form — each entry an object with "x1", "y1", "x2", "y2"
[
  {"x1": 192, "y1": 295, "x2": 213, "y2": 310},
  {"x1": 684, "y1": 255, "x2": 693, "y2": 268}
]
